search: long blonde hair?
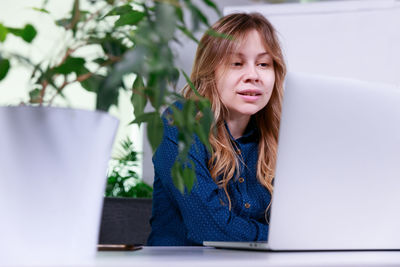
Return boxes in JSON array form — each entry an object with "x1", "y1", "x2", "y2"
[{"x1": 183, "y1": 13, "x2": 286, "y2": 209}]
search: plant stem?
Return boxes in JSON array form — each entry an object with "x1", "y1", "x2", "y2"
[
  {"x1": 39, "y1": 80, "x2": 48, "y2": 106},
  {"x1": 47, "y1": 58, "x2": 118, "y2": 105}
]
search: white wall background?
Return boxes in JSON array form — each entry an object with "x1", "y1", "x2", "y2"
[{"x1": 225, "y1": 0, "x2": 400, "y2": 85}]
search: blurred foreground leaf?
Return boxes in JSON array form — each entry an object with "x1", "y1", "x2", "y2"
[{"x1": 0, "y1": 58, "x2": 10, "y2": 81}]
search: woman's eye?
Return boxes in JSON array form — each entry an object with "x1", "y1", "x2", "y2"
[
  {"x1": 258, "y1": 63, "x2": 269, "y2": 67},
  {"x1": 231, "y1": 62, "x2": 242, "y2": 67}
]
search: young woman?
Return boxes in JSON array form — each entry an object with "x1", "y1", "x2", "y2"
[{"x1": 147, "y1": 12, "x2": 286, "y2": 246}]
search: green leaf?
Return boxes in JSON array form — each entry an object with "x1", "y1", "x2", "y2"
[
  {"x1": 99, "y1": 35, "x2": 128, "y2": 57},
  {"x1": 29, "y1": 88, "x2": 41, "y2": 103},
  {"x1": 53, "y1": 57, "x2": 86, "y2": 75},
  {"x1": 105, "y1": 5, "x2": 132, "y2": 16},
  {"x1": 139, "y1": 183, "x2": 154, "y2": 198},
  {"x1": 182, "y1": 166, "x2": 196, "y2": 193},
  {"x1": 194, "y1": 124, "x2": 208, "y2": 151},
  {"x1": 0, "y1": 24, "x2": 7, "y2": 42},
  {"x1": 92, "y1": 57, "x2": 107, "y2": 65},
  {"x1": 80, "y1": 74, "x2": 104, "y2": 92},
  {"x1": 191, "y1": 6, "x2": 209, "y2": 26},
  {"x1": 32, "y1": 7, "x2": 50, "y2": 14},
  {"x1": 155, "y1": 2, "x2": 177, "y2": 41},
  {"x1": 172, "y1": 162, "x2": 185, "y2": 193},
  {"x1": 175, "y1": 6, "x2": 184, "y2": 24},
  {"x1": 181, "y1": 70, "x2": 201, "y2": 97},
  {"x1": 21, "y1": 24, "x2": 37, "y2": 43},
  {"x1": 183, "y1": 100, "x2": 196, "y2": 131},
  {"x1": 55, "y1": 18, "x2": 71, "y2": 28},
  {"x1": 132, "y1": 111, "x2": 157, "y2": 125},
  {"x1": 195, "y1": 104, "x2": 213, "y2": 152},
  {"x1": 25, "y1": 26, "x2": 37, "y2": 43},
  {"x1": 115, "y1": 11, "x2": 145, "y2": 27},
  {"x1": 146, "y1": 112, "x2": 164, "y2": 152},
  {"x1": 70, "y1": 0, "x2": 81, "y2": 34},
  {"x1": 0, "y1": 58, "x2": 10, "y2": 81},
  {"x1": 7, "y1": 24, "x2": 37, "y2": 43},
  {"x1": 172, "y1": 161, "x2": 196, "y2": 194},
  {"x1": 177, "y1": 25, "x2": 198, "y2": 44},
  {"x1": 205, "y1": 29, "x2": 233, "y2": 41},
  {"x1": 105, "y1": 46, "x2": 147, "y2": 90},
  {"x1": 131, "y1": 76, "x2": 147, "y2": 126},
  {"x1": 128, "y1": 182, "x2": 153, "y2": 198},
  {"x1": 96, "y1": 78, "x2": 121, "y2": 111},
  {"x1": 170, "y1": 106, "x2": 183, "y2": 128},
  {"x1": 201, "y1": 0, "x2": 221, "y2": 16},
  {"x1": 186, "y1": 2, "x2": 209, "y2": 31},
  {"x1": 115, "y1": 137, "x2": 139, "y2": 162},
  {"x1": 169, "y1": 67, "x2": 180, "y2": 89},
  {"x1": 41, "y1": 0, "x2": 50, "y2": 8},
  {"x1": 177, "y1": 73, "x2": 214, "y2": 152}
]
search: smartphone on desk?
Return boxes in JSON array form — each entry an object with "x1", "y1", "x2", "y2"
[{"x1": 97, "y1": 244, "x2": 142, "y2": 251}]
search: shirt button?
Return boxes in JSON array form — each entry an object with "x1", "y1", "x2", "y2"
[
  {"x1": 239, "y1": 177, "x2": 244, "y2": 183},
  {"x1": 244, "y1": 203, "x2": 251, "y2": 209}
]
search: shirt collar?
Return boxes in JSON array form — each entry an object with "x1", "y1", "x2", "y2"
[{"x1": 224, "y1": 116, "x2": 259, "y2": 143}]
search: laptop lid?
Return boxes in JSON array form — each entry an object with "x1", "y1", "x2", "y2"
[{"x1": 268, "y1": 72, "x2": 400, "y2": 250}]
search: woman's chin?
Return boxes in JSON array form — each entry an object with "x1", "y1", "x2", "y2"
[{"x1": 240, "y1": 105, "x2": 266, "y2": 116}]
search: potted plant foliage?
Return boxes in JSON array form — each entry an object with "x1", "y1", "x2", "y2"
[
  {"x1": 100, "y1": 137, "x2": 153, "y2": 246},
  {"x1": 0, "y1": 0, "x2": 219, "y2": 263}
]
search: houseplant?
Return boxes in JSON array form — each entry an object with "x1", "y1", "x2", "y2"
[
  {"x1": 101, "y1": 136, "x2": 153, "y2": 245},
  {"x1": 106, "y1": 137, "x2": 153, "y2": 198},
  {"x1": 0, "y1": 0, "x2": 219, "y2": 192},
  {"x1": 0, "y1": 0, "x2": 220, "y2": 263}
]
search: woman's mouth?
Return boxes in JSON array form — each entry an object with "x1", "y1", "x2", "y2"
[
  {"x1": 237, "y1": 90, "x2": 262, "y2": 101},
  {"x1": 238, "y1": 92, "x2": 261, "y2": 96}
]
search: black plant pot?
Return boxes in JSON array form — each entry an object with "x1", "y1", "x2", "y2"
[{"x1": 98, "y1": 197, "x2": 152, "y2": 246}]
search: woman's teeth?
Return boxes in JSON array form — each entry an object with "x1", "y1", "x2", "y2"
[{"x1": 240, "y1": 92, "x2": 259, "y2": 96}]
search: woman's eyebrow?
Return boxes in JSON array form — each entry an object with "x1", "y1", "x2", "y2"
[
  {"x1": 230, "y1": 52, "x2": 271, "y2": 58},
  {"x1": 257, "y1": 52, "x2": 271, "y2": 58},
  {"x1": 229, "y1": 52, "x2": 244, "y2": 57}
]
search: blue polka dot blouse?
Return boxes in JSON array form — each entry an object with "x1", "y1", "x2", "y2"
[{"x1": 147, "y1": 105, "x2": 271, "y2": 246}]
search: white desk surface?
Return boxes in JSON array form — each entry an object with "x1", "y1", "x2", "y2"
[{"x1": 93, "y1": 246, "x2": 400, "y2": 267}]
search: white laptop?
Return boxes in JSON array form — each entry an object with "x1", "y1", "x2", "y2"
[{"x1": 204, "y1": 72, "x2": 400, "y2": 251}]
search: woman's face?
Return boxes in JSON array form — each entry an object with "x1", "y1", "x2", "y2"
[{"x1": 215, "y1": 30, "x2": 275, "y2": 121}]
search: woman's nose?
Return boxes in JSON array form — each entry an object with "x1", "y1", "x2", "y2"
[{"x1": 243, "y1": 65, "x2": 259, "y2": 83}]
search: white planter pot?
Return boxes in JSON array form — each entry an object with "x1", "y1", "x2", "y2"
[{"x1": 0, "y1": 106, "x2": 118, "y2": 265}]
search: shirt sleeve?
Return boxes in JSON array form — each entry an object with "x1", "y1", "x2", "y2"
[{"x1": 152, "y1": 114, "x2": 269, "y2": 245}]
